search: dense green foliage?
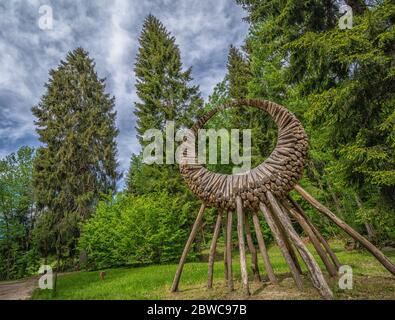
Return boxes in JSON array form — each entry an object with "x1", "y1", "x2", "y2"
[
  {"x1": 78, "y1": 192, "x2": 199, "y2": 269},
  {"x1": 31, "y1": 48, "x2": 120, "y2": 268},
  {"x1": 233, "y1": 0, "x2": 395, "y2": 243},
  {"x1": 0, "y1": 147, "x2": 38, "y2": 280}
]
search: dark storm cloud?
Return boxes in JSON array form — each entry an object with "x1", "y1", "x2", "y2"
[{"x1": 0, "y1": 0, "x2": 248, "y2": 181}]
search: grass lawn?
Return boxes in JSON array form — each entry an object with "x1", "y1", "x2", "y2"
[{"x1": 32, "y1": 240, "x2": 395, "y2": 300}]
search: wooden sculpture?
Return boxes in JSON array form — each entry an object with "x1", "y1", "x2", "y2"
[{"x1": 170, "y1": 99, "x2": 395, "y2": 299}]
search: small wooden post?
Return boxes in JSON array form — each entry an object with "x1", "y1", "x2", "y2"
[
  {"x1": 236, "y1": 196, "x2": 250, "y2": 296},
  {"x1": 207, "y1": 212, "x2": 223, "y2": 289},
  {"x1": 244, "y1": 212, "x2": 261, "y2": 282},
  {"x1": 226, "y1": 209, "x2": 234, "y2": 291},
  {"x1": 171, "y1": 204, "x2": 206, "y2": 292},
  {"x1": 259, "y1": 202, "x2": 303, "y2": 290},
  {"x1": 251, "y1": 211, "x2": 277, "y2": 284}
]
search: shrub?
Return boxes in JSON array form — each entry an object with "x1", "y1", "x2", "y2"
[{"x1": 79, "y1": 192, "x2": 197, "y2": 269}]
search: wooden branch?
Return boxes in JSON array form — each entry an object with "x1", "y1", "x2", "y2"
[
  {"x1": 295, "y1": 184, "x2": 395, "y2": 276},
  {"x1": 288, "y1": 195, "x2": 341, "y2": 269},
  {"x1": 171, "y1": 204, "x2": 206, "y2": 292},
  {"x1": 207, "y1": 211, "x2": 223, "y2": 289},
  {"x1": 267, "y1": 192, "x2": 333, "y2": 300},
  {"x1": 223, "y1": 215, "x2": 228, "y2": 283},
  {"x1": 271, "y1": 207, "x2": 303, "y2": 274},
  {"x1": 252, "y1": 211, "x2": 277, "y2": 284},
  {"x1": 259, "y1": 202, "x2": 303, "y2": 290},
  {"x1": 282, "y1": 200, "x2": 337, "y2": 277},
  {"x1": 226, "y1": 209, "x2": 234, "y2": 291},
  {"x1": 236, "y1": 196, "x2": 250, "y2": 296},
  {"x1": 244, "y1": 212, "x2": 261, "y2": 282}
]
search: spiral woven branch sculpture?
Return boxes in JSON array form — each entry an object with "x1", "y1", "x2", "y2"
[{"x1": 171, "y1": 99, "x2": 395, "y2": 299}]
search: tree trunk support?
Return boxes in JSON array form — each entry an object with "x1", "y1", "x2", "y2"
[
  {"x1": 236, "y1": 196, "x2": 250, "y2": 296},
  {"x1": 267, "y1": 192, "x2": 333, "y2": 300},
  {"x1": 251, "y1": 211, "x2": 277, "y2": 284},
  {"x1": 295, "y1": 184, "x2": 395, "y2": 276},
  {"x1": 207, "y1": 211, "x2": 223, "y2": 289},
  {"x1": 244, "y1": 212, "x2": 261, "y2": 282},
  {"x1": 171, "y1": 204, "x2": 206, "y2": 292}
]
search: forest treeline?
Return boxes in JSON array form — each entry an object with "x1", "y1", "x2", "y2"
[{"x1": 1, "y1": 1, "x2": 394, "y2": 281}]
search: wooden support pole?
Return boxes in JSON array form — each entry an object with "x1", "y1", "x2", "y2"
[
  {"x1": 171, "y1": 204, "x2": 206, "y2": 292},
  {"x1": 223, "y1": 215, "x2": 228, "y2": 283},
  {"x1": 288, "y1": 195, "x2": 341, "y2": 270},
  {"x1": 236, "y1": 196, "x2": 250, "y2": 296},
  {"x1": 207, "y1": 212, "x2": 223, "y2": 289},
  {"x1": 275, "y1": 214, "x2": 303, "y2": 275},
  {"x1": 226, "y1": 209, "x2": 234, "y2": 290},
  {"x1": 244, "y1": 212, "x2": 261, "y2": 282},
  {"x1": 251, "y1": 211, "x2": 277, "y2": 284},
  {"x1": 282, "y1": 200, "x2": 338, "y2": 277},
  {"x1": 259, "y1": 202, "x2": 304, "y2": 290},
  {"x1": 267, "y1": 192, "x2": 333, "y2": 300},
  {"x1": 295, "y1": 184, "x2": 395, "y2": 276}
]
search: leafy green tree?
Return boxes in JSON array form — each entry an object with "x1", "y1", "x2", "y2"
[
  {"x1": 0, "y1": 146, "x2": 37, "y2": 280},
  {"x1": 79, "y1": 192, "x2": 199, "y2": 269},
  {"x1": 31, "y1": 48, "x2": 120, "y2": 272}
]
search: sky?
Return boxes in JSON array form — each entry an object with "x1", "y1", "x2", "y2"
[{"x1": 0, "y1": 0, "x2": 248, "y2": 185}]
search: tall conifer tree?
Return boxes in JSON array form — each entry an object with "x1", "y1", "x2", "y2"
[
  {"x1": 127, "y1": 15, "x2": 203, "y2": 194},
  {"x1": 134, "y1": 14, "x2": 203, "y2": 144},
  {"x1": 32, "y1": 48, "x2": 119, "y2": 262}
]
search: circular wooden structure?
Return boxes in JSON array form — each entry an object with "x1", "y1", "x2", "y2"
[{"x1": 171, "y1": 99, "x2": 395, "y2": 299}]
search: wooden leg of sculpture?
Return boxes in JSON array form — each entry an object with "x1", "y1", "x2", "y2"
[
  {"x1": 171, "y1": 204, "x2": 206, "y2": 292},
  {"x1": 282, "y1": 200, "x2": 338, "y2": 277},
  {"x1": 244, "y1": 212, "x2": 261, "y2": 282},
  {"x1": 259, "y1": 202, "x2": 303, "y2": 290},
  {"x1": 207, "y1": 211, "x2": 223, "y2": 289},
  {"x1": 295, "y1": 184, "x2": 395, "y2": 276},
  {"x1": 251, "y1": 211, "x2": 277, "y2": 284},
  {"x1": 223, "y1": 214, "x2": 229, "y2": 284},
  {"x1": 226, "y1": 210, "x2": 234, "y2": 291},
  {"x1": 267, "y1": 192, "x2": 333, "y2": 300},
  {"x1": 287, "y1": 195, "x2": 341, "y2": 270},
  {"x1": 236, "y1": 196, "x2": 250, "y2": 296},
  {"x1": 275, "y1": 214, "x2": 303, "y2": 274}
]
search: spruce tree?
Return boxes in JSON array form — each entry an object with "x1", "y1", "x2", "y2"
[
  {"x1": 227, "y1": 45, "x2": 251, "y2": 100},
  {"x1": 134, "y1": 14, "x2": 203, "y2": 144},
  {"x1": 32, "y1": 48, "x2": 119, "y2": 263},
  {"x1": 127, "y1": 15, "x2": 203, "y2": 194}
]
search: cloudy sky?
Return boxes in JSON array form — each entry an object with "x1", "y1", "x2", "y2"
[{"x1": 0, "y1": 0, "x2": 248, "y2": 185}]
